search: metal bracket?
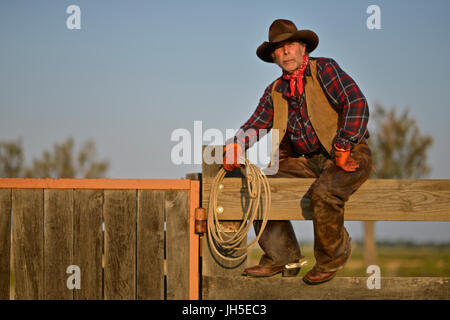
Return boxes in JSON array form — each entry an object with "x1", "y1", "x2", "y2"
[{"x1": 195, "y1": 207, "x2": 207, "y2": 234}]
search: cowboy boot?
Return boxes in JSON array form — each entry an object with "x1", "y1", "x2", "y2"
[
  {"x1": 303, "y1": 232, "x2": 352, "y2": 285},
  {"x1": 244, "y1": 220, "x2": 302, "y2": 277}
]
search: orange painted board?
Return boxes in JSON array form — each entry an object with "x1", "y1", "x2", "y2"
[
  {"x1": 0, "y1": 178, "x2": 191, "y2": 190},
  {"x1": 189, "y1": 180, "x2": 200, "y2": 300}
]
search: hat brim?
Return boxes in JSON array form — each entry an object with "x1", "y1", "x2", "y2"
[{"x1": 256, "y1": 30, "x2": 319, "y2": 63}]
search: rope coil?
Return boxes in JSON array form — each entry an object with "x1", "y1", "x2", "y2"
[{"x1": 207, "y1": 158, "x2": 271, "y2": 261}]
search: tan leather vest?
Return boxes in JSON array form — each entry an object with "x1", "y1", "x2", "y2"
[{"x1": 269, "y1": 59, "x2": 339, "y2": 165}]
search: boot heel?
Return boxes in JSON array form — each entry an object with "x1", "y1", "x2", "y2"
[{"x1": 282, "y1": 267, "x2": 300, "y2": 277}]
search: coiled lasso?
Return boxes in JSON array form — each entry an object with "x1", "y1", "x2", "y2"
[{"x1": 207, "y1": 158, "x2": 271, "y2": 261}]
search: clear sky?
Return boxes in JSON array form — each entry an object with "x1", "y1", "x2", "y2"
[{"x1": 1, "y1": 0, "x2": 449, "y2": 243}]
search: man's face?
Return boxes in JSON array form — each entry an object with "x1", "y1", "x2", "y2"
[{"x1": 272, "y1": 41, "x2": 306, "y2": 74}]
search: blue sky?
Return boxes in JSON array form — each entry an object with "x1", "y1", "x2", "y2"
[{"x1": 1, "y1": 0, "x2": 449, "y2": 242}]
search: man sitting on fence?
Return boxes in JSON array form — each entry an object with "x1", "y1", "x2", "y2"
[{"x1": 223, "y1": 19, "x2": 373, "y2": 284}]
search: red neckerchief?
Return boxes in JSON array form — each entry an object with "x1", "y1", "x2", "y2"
[{"x1": 282, "y1": 55, "x2": 309, "y2": 97}]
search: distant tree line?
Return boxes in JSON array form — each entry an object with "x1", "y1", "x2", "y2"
[
  {"x1": 0, "y1": 102, "x2": 433, "y2": 180},
  {"x1": 0, "y1": 137, "x2": 109, "y2": 178}
]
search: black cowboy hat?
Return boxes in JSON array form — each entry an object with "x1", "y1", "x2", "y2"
[{"x1": 256, "y1": 19, "x2": 319, "y2": 63}]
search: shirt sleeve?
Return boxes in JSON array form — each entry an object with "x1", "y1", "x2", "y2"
[
  {"x1": 316, "y1": 58, "x2": 369, "y2": 150},
  {"x1": 225, "y1": 83, "x2": 274, "y2": 151}
]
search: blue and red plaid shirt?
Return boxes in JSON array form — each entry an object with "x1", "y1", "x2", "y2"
[{"x1": 227, "y1": 57, "x2": 370, "y2": 155}]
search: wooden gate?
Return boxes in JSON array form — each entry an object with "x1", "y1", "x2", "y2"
[{"x1": 0, "y1": 178, "x2": 199, "y2": 300}]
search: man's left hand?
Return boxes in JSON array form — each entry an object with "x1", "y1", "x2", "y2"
[{"x1": 334, "y1": 144, "x2": 359, "y2": 172}]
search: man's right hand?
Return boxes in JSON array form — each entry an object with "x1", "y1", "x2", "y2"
[{"x1": 223, "y1": 143, "x2": 245, "y2": 172}]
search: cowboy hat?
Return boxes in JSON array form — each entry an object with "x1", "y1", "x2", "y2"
[{"x1": 256, "y1": 19, "x2": 319, "y2": 63}]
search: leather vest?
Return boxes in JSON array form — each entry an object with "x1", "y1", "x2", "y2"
[{"x1": 269, "y1": 59, "x2": 339, "y2": 165}]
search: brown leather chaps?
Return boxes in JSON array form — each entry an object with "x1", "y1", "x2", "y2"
[{"x1": 254, "y1": 136, "x2": 373, "y2": 272}]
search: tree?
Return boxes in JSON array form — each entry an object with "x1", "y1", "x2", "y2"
[
  {"x1": 369, "y1": 102, "x2": 433, "y2": 179},
  {"x1": 0, "y1": 137, "x2": 109, "y2": 178},
  {"x1": 363, "y1": 102, "x2": 433, "y2": 266},
  {"x1": 0, "y1": 138, "x2": 24, "y2": 178}
]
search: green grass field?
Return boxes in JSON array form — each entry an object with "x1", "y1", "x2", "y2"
[{"x1": 247, "y1": 242, "x2": 450, "y2": 277}]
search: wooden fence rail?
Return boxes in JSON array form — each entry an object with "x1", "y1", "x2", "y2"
[
  {"x1": 0, "y1": 178, "x2": 199, "y2": 300},
  {"x1": 202, "y1": 178, "x2": 450, "y2": 221}
]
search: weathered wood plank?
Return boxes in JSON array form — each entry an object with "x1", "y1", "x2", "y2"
[
  {"x1": 103, "y1": 190, "x2": 137, "y2": 300},
  {"x1": 73, "y1": 189, "x2": 103, "y2": 300},
  {"x1": 203, "y1": 276, "x2": 450, "y2": 300},
  {"x1": 185, "y1": 173, "x2": 201, "y2": 181},
  {"x1": 202, "y1": 178, "x2": 450, "y2": 221},
  {"x1": 44, "y1": 189, "x2": 74, "y2": 300},
  {"x1": 364, "y1": 221, "x2": 376, "y2": 266},
  {"x1": 0, "y1": 189, "x2": 11, "y2": 300},
  {"x1": 165, "y1": 190, "x2": 190, "y2": 299},
  {"x1": 137, "y1": 190, "x2": 165, "y2": 300},
  {"x1": 12, "y1": 189, "x2": 44, "y2": 299}
]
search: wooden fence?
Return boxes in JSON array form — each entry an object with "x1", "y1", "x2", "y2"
[
  {"x1": 1, "y1": 145, "x2": 450, "y2": 300},
  {"x1": 0, "y1": 178, "x2": 199, "y2": 300},
  {"x1": 200, "y1": 145, "x2": 450, "y2": 300}
]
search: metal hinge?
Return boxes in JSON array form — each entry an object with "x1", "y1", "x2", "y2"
[{"x1": 195, "y1": 208, "x2": 207, "y2": 234}]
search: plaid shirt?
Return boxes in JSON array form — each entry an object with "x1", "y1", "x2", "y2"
[{"x1": 228, "y1": 57, "x2": 370, "y2": 155}]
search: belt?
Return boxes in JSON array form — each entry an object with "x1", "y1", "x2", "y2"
[{"x1": 303, "y1": 147, "x2": 329, "y2": 159}]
